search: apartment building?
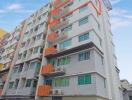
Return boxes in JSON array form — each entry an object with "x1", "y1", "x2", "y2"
[
  {"x1": 3, "y1": 4, "x2": 50, "y2": 100},
  {"x1": 0, "y1": 29, "x2": 7, "y2": 39},
  {"x1": 0, "y1": 26, "x2": 23, "y2": 98},
  {"x1": 0, "y1": 0, "x2": 123, "y2": 100},
  {"x1": 36, "y1": 0, "x2": 123, "y2": 100},
  {"x1": 0, "y1": 33, "x2": 10, "y2": 97}
]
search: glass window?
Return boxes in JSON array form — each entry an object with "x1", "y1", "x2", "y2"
[
  {"x1": 26, "y1": 79, "x2": 32, "y2": 87},
  {"x1": 64, "y1": 13, "x2": 73, "y2": 20},
  {"x1": 79, "y1": 51, "x2": 90, "y2": 61},
  {"x1": 59, "y1": 39, "x2": 72, "y2": 49},
  {"x1": 33, "y1": 47, "x2": 39, "y2": 54},
  {"x1": 14, "y1": 79, "x2": 19, "y2": 89},
  {"x1": 79, "y1": 17, "x2": 88, "y2": 26},
  {"x1": 23, "y1": 51, "x2": 27, "y2": 58},
  {"x1": 61, "y1": 25, "x2": 72, "y2": 33},
  {"x1": 57, "y1": 56, "x2": 70, "y2": 66},
  {"x1": 30, "y1": 62, "x2": 36, "y2": 69},
  {"x1": 79, "y1": 32, "x2": 89, "y2": 42},
  {"x1": 64, "y1": 2, "x2": 73, "y2": 8},
  {"x1": 79, "y1": 5, "x2": 88, "y2": 13},
  {"x1": 78, "y1": 74, "x2": 91, "y2": 85},
  {"x1": 9, "y1": 82, "x2": 14, "y2": 89},
  {"x1": 54, "y1": 78, "x2": 69, "y2": 87}
]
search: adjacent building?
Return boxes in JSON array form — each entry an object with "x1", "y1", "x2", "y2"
[
  {"x1": 0, "y1": 32, "x2": 10, "y2": 97},
  {"x1": 0, "y1": 26, "x2": 23, "y2": 98},
  {"x1": 3, "y1": 4, "x2": 50, "y2": 100},
  {"x1": 0, "y1": 0, "x2": 123, "y2": 100},
  {"x1": 121, "y1": 80, "x2": 132, "y2": 100}
]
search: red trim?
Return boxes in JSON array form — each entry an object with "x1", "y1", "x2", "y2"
[{"x1": 49, "y1": 0, "x2": 101, "y2": 26}]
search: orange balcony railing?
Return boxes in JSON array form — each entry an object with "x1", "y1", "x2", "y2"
[
  {"x1": 0, "y1": 89, "x2": 3, "y2": 96},
  {"x1": 44, "y1": 47, "x2": 57, "y2": 57},
  {"x1": 49, "y1": 19, "x2": 69, "y2": 30},
  {"x1": 47, "y1": 32, "x2": 58, "y2": 42},
  {"x1": 37, "y1": 85, "x2": 52, "y2": 96},
  {"x1": 41, "y1": 64, "x2": 54, "y2": 75},
  {"x1": 49, "y1": 19, "x2": 60, "y2": 29},
  {"x1": 51, "y1": 8, "x2": 69, "y2": 19}
]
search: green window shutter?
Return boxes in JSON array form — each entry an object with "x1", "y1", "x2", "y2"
[
  {"x1": 85, "y1": 75, "x2": 91, "y2": 84},
  {"x1": 65, "y1": 78, "x2": 69, "y2": 86},
  {"x1": 54, "y1": 78, "x2": 69, "y2": 87},
  {"x1": 78, "y1": 76, "x2": 84, "y2": 85},
  {"x1": 78, "y1": 75, "x2": 92, "y2": 85},
  {"x1": 62, "y1": 79, "x2": 65, "y2": 87}
]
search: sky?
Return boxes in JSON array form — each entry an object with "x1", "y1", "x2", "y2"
[{"x1": 0, "y1": 0, "x2": 132, "y2": 82}]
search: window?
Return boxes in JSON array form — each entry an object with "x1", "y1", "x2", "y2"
[
  {"x1": 78, "y1": 74, "x2": 91, "y2": 85},
  {"x1": 64, "y1": 2, "x2": 73, "y2": 8},
  {"x1": 129, "y1": 96, "x2": 132, "y2": 100},
  {"x1": 104, "y1": 79, "x2": 106, "y2": 88},
  {"x1": 54, "y1": 78, "x2": 69, "y2": 87},
  {"x1": 26, "y1": 79, "x2": 32, "y2": 87},
  {"x1": 18, "y1": 64, "x2": 23, "y2": 73},
  {"x1": 79, "y1": 32, "x2": 89, "y2": 42},
  {"x1": 23, "y1": 51, "x2": 27, "y2": 58},
  {"x1": 79, "y1": 5, "x2": 88, "y2": 13},
  {"x1": 18, "y1": 53, "x2": 22, "y2": 60},
  {"x1": 30, "y1": 62, "x2": 36, "y2": 69},
  {"x1": 40, "y1": 22, "x2": 44, "y2": 27},
  {"x1": 64, "y1": 14, "x2": 73, "y2": 20},
  {"x1": 100, "y1": 39, "x2": 102, "y2": 46},
  {"x1": 48, "y1": 58, "x2": 56, "y2": 66},
  {"x1": 37, "y1": 33, "x2": 42, "y2": 40},
  {"x1": 57, "y1": 56, "x2": 70, "y2": 66},
  {"x1": 79, "y1": 51, "x2": 90, "y2": 61},
  {"x1": 59, "y1": 39, "x2": 72, "y2": 49},
  {"x1": 33, "y1": 47, "x2": 39, "y2": 54},
  {"x1": 9, "y1": 82, "x2": 14, "y2": 89},
  {"x1": 52, "y1": 97, "x2": 62, "y2": 100},
  {"x1": 79, "y1": 17, "x2": 88, "y2": 26},
  {"x1": 61, "y1": 25, "x2": 72, "y2": 33},
  {"x1": 14, "y1": 79, "x2": 19, "y2": 89},
  {"x1": 34, "y1": 25, "x2": 39, "y2": 32},
  {"x1": 13, "y1": 67, "x2": 18, "y2": 73},
  {"x1": 33, "y1": 80, "x2": 38, "y2": 88},
  {"x1": 101, "y1": 56, "x2": 104, "y2": 65},
  {"x1": 98, "y1": 23, "x2": 100, "y2": 30}
]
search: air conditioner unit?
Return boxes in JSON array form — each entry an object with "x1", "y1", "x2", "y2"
[
  {"x1": 52, "y1": 89, "x2": 63, "y2": 95},
  {"x1": 55, "y1": 67, "x2": 64, "y2": 72}
]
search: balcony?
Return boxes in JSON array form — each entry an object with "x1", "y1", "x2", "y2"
[
  {"x1": 41, "y1": 64, "x2": 54, "y2": 75},
  {"x1": 48, "y1": 32, "x2": 68, "y2": 44},
  {"x1": 41, "y1": 64, "x2": 65, "y2": 76},
  {"x1": 44, "y1": 47, "x2": 57, "y2": 57},
  {"x1": 6, "y1": 88, "x2": 16, "y2": 96},
  {"x1": 37, "y1": 85, "x2": 52, "y2": 96},
  {"x1": 47, "y1": 32, "x2": 58, "y2": 43},
  {"x1": 53, "y1": 0, "x2": 71, "y2": 9},
  {"x1": 16, "y1": 87, "x2": 35, "y2": 96},
  {"x1": 49, "y1": 19, "x2": 69, "y2": 31},
  {"x1": 51, "y1": 8, "x2": 69, "y2": 19}
]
